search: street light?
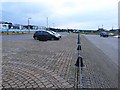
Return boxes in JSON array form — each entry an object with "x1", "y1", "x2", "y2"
[
  {"x1": 46, "y1": 17, "x2": 48, "y2": 30},
  {"x1": 52, "y1": 23, "x2": 55, "y2": 28},
  {"x1": 112, "y1": 26, "x2": 113, "y2": 30},
  {"x1": 28, "y1": 17, "x2": 31, "y2": 33},
  {"x1": 98, "y1": 26, "x2": 99, "y2": 29},
  {"x1": 102, "y1": 25, "x2": 103, "y2": 29}
]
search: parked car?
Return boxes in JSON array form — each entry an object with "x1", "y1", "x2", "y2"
[
  {"x1": 50, "y1": 31, "x2": 61, "y2": 38},
  {"x1": 108, "y1": 33, "x2": 115, "y2": 36},
  {"x1": 33, "y1": 30, "x2": 60, "y2": 41},
  {"x1": 100, "y1": 31, "x2": 109, "y2": 37}
]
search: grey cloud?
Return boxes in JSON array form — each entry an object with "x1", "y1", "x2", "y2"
[
  {"x1": 1, "y1": 1, "x2": 118, "y2": 29},
  {"x1": 2, "y1": 2, "x2": 53, "y2": 25}
]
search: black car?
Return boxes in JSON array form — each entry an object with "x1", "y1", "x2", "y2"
[
  {"x1": 100, "y1": 31, "x2": 109, "y2": 37},
  {"x1": 33, "y1": 30, "x2": 60, "y2": 41}
]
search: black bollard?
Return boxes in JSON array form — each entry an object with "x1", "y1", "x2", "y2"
[
  {"x1": 75, "y1": 57, "x2": 79, "y2": 67},
  {"x1": 77, "y1": 32, "x2": 81, "y2": 44},
  {"x1": 80, "y1": 57, "x2": 84, "y2": 67},
  {"x1": 75, "y1": 56, "x2": 84, "y2": 67},
  {"x1": 77, "y1": 44, "x2": 81, "y2": 50}
]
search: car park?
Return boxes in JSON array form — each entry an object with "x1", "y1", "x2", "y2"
[
  {"x1": 100, "y1": 31, "x2": 109, "y2": 37},
  {"x1": 33, "y1": 30, "x2": 60, "y2": 41}
]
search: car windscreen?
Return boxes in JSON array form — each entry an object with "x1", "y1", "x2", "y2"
[{"x1": 47, "y1": 31, "x2": 54, "y2": 35}]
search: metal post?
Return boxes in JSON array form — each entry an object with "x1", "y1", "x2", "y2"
[
  {"x1": 7, "y1": 29, "x2": 9, "y2": 35},
  {"x1": 102, "y1": 25, "x2": 103, "y2": 29},
  {"x1": 7, "y1": 24, "x2": 9, "y2": 35},
  {"x1": 112, "y1": 26, "x2": 113, "y2": 30},
  {"x1": 28, "y1": 17, "x2": 31, "y2": 33},
  {"x1": 98, "y1": 26, "x2": 99, "y2": 29},
  {"x1": 53, "y1": 23, "x2": 55, "y2": 28},
  {"x1": 46, "y1": 17, "x2": 48, "y2": 30}
]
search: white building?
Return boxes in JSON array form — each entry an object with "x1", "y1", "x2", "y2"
[
  {"x1": 38, "y1": 26, "x2": 46, "y2": 30},
  {"x1": 0, "y1": 21, "x2": 12, "y2": 29},
  {"x1": 0, "y1": 23, "x2": 9, "y2": 29}
]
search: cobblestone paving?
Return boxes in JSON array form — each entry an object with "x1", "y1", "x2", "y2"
[
  {"x1": 81, "y1": 35, "x2": 118, "y2": 88},
  {"x1": 2, "y1": 33, "x2": 78, "y2": 88},
  {"x1": 2, "y1": 33, "x2": 118, "y2": 89}
]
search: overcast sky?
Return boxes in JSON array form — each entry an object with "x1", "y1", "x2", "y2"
[{"x1": 0, "y1": 0, "x2": 119, "y2": 30}]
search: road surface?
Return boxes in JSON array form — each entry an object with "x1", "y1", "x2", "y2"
[
  {"x1": 83, "y1": 35, "x2": 118, "y2": 66},
  {"x1": 81, "y1": 35, "x2": 118, "y2": 88}
]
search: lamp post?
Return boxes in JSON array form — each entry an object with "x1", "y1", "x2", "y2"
[
  {"x1": 28, "y1": 17, "x2": 31, "y2": 33},
  {"x1": 46, "y1": 17, "x2": 48, "y2": 30},
  {"x1": 102, "y1": 25, "x2": 103, "y2": 29},
  {"x1": 112, "y1": 26, "x2": 113, "y2": 30},
  {"x1": 52, "y1": 23, "x2": 55, "y2": 28},
  {"x1": 98, "y1": 26, "x2": 99, "y2": 29}
]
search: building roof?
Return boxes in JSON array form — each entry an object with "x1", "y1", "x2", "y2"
[{"x1": 0, "y1": 21, "x2": 12, "y2": 24}]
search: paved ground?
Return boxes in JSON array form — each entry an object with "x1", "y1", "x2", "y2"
[
  {"x1": 81, "y1": 35, "x2": 118, "y2": 88},
  {"x1": 2, "y1": 33, "x2": 78, "y2": 88},
  {"x1": 84, "y1": 35, "x2": 118, "y2": 66},
  {"x1": 2, "y1": 33, "x2": 118, "y2": 89}
]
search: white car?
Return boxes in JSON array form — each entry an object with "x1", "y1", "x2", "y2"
[
  {"x1": 109, "y1": 33, "x2": 115, "y2": 36},
  {"x1": 50, "y1": 31, "x2": 61, "y2": 38}
]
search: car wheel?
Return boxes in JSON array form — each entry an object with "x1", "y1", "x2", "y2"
[
  {"x1": 51, "y1": 37, "x2": 54, "y2": 40},
  {"x1": 34, "y1": 37, "x2": 38, "y2": 40}
]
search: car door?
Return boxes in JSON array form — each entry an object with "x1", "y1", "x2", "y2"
[{"x1": 43, "y1": 31, "x2": 51, "y2": 40}]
